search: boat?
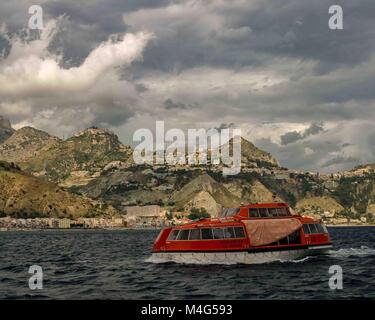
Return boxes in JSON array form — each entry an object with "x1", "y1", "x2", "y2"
[{"x1": 150, "y1": 202, "x2": 332, "y2": 264}]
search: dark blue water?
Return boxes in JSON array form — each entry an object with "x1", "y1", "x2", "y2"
[{"x1": 1, "y1": 227, "x2": 375, "y2": 299}]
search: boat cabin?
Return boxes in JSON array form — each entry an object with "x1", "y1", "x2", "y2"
[
  {"x1": 220, "y1": 202, "x2": 291, "y2": 219},
  {"x1": 153, "y1": 202, "x2": 331, "y2": 253}
]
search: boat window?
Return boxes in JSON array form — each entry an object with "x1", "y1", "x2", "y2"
[
  {"x1": 248, "y1": 208, "x2": 259, "y2": 218},
  {"x1": 212, "y1": 228, "x2": 224, "y2": 239},
  {"x1": 189, "y1": 229, "x2": 201, "y2": 240},
  {"x1": 303, "y1": 224, "x2": 311, "y2": 234},
  {"x1": 268, "y1": 208, "x2": 278, "y2": 217},
  {"x1": 224, "y1": 227, "x2": 236, "y2": 239},
  {"x1": 201, "y1": 228, "x2": 213, "y2": 240},
  {"x1": 234, "y1": 226, "x2": 246, "y2": 238},
  {"x1": 279, "y1": 236, "x2": 288, "y2": 245},
  {"x1": 322, "y1": 224, "x2": 328, "y2": 233},
  {"x1": 277, "y1": 207, "x2": 289, "y2": 216},
  {"x1": 316, "y1": 224, "x2": 325, "y2": 234},
  {"x1": 177, "y1": 229, "x2": 190, "y2": 240},
  {"x1": 288, "y1": 230, "x2": 301, "y2": 244},
  {"x1": 222, "y1": 207, "x2": 240, "y2": 218},
  {"x1": 168, "y1": 229, "x2": 180, "y2": 241},
  {"x1": 309, "y1": 224, "x2": 319, "y2": 234},
  {"x1": 258, "y1": 208, "x2": 269, "y2": 217}
]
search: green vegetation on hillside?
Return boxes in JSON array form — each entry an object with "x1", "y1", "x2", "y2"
[
  {"x1": 332, "y1": 176, "x2": 375, "y2": 214},
  {"x1": 188, "y1": 207, "x2": 210, "y2": 220}
]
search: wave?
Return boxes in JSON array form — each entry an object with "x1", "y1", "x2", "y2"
[
  {"x1": 144, "y1": 256, "x2": 237, "y2": 265},
  {"x1": 277, "y1": 256, "x2": 313, "y2": 264},
  {"x1": 145, "y1": 254, "x2": 315, "y2": 265},
  {"x1": 328, "y1": 246, "x2": 375, "y2": 258}
]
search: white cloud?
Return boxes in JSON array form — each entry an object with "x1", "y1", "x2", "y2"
[
  {"x1": 0, "y1": 20, "x2": 153, "y2": 96},
  {"x1": 0, "y1": 17, "x2": 154, "y2": 137}
]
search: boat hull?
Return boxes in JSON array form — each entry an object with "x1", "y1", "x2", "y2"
[{"x1": 149, "y1": 245, "x2": 332, "y2": 265}]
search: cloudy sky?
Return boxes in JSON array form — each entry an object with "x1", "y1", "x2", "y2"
[{"x1": 0, "y1": 0, "x2": 374, "y2": 173}]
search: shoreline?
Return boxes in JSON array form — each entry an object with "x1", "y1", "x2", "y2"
[
  {"x1": 0, "y1": 227, "x2": 161, "y2": 232},
  {"x1": 327, "y1": 224, "x2": 375, "y2": 227},
  {"x1": 2, "y1": 225, "x2": 375, "y2": 232}
]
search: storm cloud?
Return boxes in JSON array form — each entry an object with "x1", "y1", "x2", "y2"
[
  {"x1": 280, "y1": 122, "x2": 324, "y2": 145},
  {"x1": 0, "y1": 0, "x2": 374, "y2": 172}
]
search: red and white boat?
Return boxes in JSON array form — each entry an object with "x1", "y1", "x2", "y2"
[{"x1": 151, "y1": 202, "x2": 332, "y2": 264}]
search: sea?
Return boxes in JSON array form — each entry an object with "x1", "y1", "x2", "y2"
[{"x1": 0, "y1": 227, "x2": 374, "y2": 299}]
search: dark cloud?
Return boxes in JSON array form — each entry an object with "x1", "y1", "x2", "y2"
[
  {"x1": 134, "y1": 83, "x2": 148, "y2": 93},
  {"x1": 342, "y1": 143, "x2": 353, "y2": 148},
  {"x1": 164, "y1": 98, "x2": 189, "y2": 110},
  {"x1": 322, "y1": 156, "x2": 360, "y2": 168},
  {"x1": 367, "y1": 132, "x2": 375, "y2": 157},
  {"x1": 280, "y1": 122, "x2": 324, "y2": 145},
  {"x1": 121, "y1": 0, "x2": 375, "y2": 73},
  {"x1": 304, "y1": 122, "x2": 324, "y2": 136},
  {"x1": 215, "y1": 123, "x2": 235, "y2": 131},
  {"x1": 280, "y1": 131, "x2": 303, "y2": 145},
  {"x1": 254, "y1": 120, "x2": 375, "y2": 172},
  {"x1": 1, "y1": 0, "x2": 375, "y2": 172}
]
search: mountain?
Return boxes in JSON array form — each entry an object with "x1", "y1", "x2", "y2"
[
  {"x1": 239, "y1": 137, "x2": 280, "y2": 167},
  {"x1": 0, "y1": 126, "x2": 60, "y2": 165},
  {"x1": 0, "y1": 116, "x2": 15, "y2": 144},
  {"x1": 0, "y1": 126, "x2": 133, "y2": 186},
  {"x1": 70, "y1": 132, "x2": 375, "y2": 222},
  {"x1": 0, "y1": 118, "x2": 374, "y2": 223},
  {"x1": 224, "y1": 137, "x2": 279, "y2": 168},
  {"x1": 0, "y1": 160, "x2": 117, "y2": 218}
]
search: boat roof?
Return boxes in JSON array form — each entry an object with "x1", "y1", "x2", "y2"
[
  {"x1": 173, "y1": 214, "x2": 318, "y2": 229},
  {"x1": 240, "y1": 202, "x2": 289, "y2": 208},
  {"x1": 172, "y1": 202, "x2": 319, "y2": 229},
  {"x1": 174, "y1": 218, "x2": 242, "y2": 229}
]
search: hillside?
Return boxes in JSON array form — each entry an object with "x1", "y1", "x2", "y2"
[
  {"x1": 296, "y1": 196, "x2": 344, "y2": 214},
  {"x1": 331, "y1": 175, "x2": 375, "y2": 215},
  {"x1": 0, "y1": 116, "x2": 374, "y2": 223},
  {"x1": 223, "y1": 137, "x2": 280, "y2": 169},
  {"x1": 170, "y1": 173, "x2": 242, "y2": 216},
  {"x1": 223, "y1": 179, "x2": 282, "y2": 203},
  {"x1": 0, "y1": 126, "x2": 61, "y2": 164},
  {"x1": 0, "y1": 126, "x2": 133, "y2": 186},
  {"x1": 0, "y1": 161, "x2": 117, "y2": 218},
  {"x1": 239, "y1": 137, "x2": 280, "y2": 168}
]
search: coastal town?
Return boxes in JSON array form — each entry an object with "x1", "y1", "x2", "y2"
[
  {"x1": 0, "y1": 205, "x2": 186, "y2": 231},
  {"x1": 0, "y1": 202, "x2": 372, "y2": 231}
]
